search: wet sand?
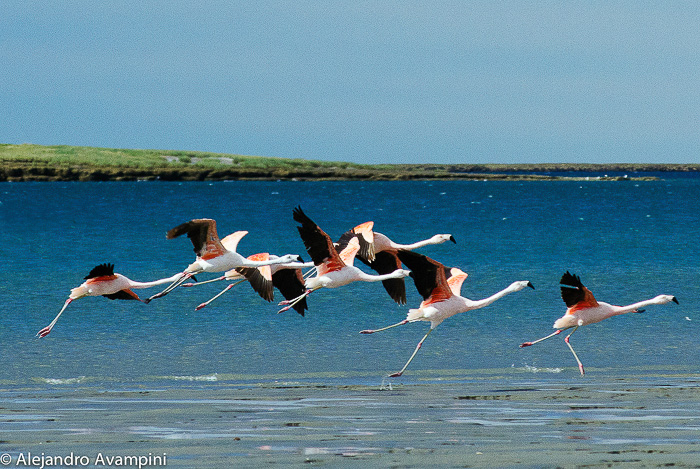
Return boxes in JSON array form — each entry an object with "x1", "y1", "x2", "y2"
[{"x1": 2, "y1": 369, "x2": 700, "y2": 468}]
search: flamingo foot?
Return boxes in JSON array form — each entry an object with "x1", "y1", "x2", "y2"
[
  {"x1": 278, "y1": 306, "x2": 291, "y2": 314},
  {"x1": 578, "y1": 364, "x2": 585, "y2": 376},
  {"x1": 359, "y1": 329, "x2": 376, "y2": 334},
  {"x1": 388, "y1": 372, "x2": 403, "y2": 378},
  {"x1": 182, "y1": 283, "x2": 197, "y2": 288},
  {"x1": 37, "y1": 327, "x2": 52, "y2": 338},
  {"x1": 195, "y1": 303, "x2": 208, "y2": 311},
  {"x1": 519, "y1": 342, "x2": 534, "y2": 348}
]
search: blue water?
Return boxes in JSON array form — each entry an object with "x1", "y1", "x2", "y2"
[{"x1": 1, "y1": 179, "x2": 699, "y2": 386}]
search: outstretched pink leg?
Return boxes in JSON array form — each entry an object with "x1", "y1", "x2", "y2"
[
  {"x1": 359, "y1": 319, "x2": 408, "y2": 334},
  {"x1": 389, "y1": 327, "x2": 434, "y2": 377},
  {"x1": 564, "y1": 326, "x2": 585, "y2": 376},
  {"x1": 519, "y1": 329, "x2": 561, "y2": 348},
  {"x1": 278, "y1": 288, "x2": 317, "y2": 313},
  {"x1": 145, "y1": 272, "x2": 193, "y2": 303},
  {"x1": 37, "y1": 298, "x2": 73, "y2": 338},
  {"x1": 195, "y1": 279, "x2": 246, "y2": 310}
]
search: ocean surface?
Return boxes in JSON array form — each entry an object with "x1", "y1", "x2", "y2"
[{"x1": 2, "y1": 179, "x2": 700, "y2": 467}]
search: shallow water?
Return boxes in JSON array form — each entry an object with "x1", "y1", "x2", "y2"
[
  {"x1": 3, "y1": 372, "x2": 700, "y2": 467},
  {"x1": 1, "y1": 179, "x2": 700, "y2": 466}
]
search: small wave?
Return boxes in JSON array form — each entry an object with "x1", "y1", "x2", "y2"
[
  {"x1": 37, "y1": 376, "x2": 87, "y2": 385},
  {"x1": 515, "y1": 364, "x2": 563, "y2": 374},
  {"x1": 164, "y1": 374, "x2": 219, "y2": 382}
]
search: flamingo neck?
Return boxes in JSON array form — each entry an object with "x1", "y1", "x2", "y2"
[
  {"x1": 609, "y1": 298, "x2": 662, "y2": 315},
  {"x1": 466, "y1": 284, "x2": 519, "y2": 310},
  {"x1": 129, "y1": 273, "x2": 185, "y2": 289},
  {"x1": 357, "y1": 269, "x2": 405, "y2": 282},
  {"x1": 382, "y1": 235, "x2": 441, "y2": 251}
]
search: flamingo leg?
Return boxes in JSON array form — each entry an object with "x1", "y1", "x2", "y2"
[
  {"x1": 519, "y1": 329, "x2": 562, "y2": 348},
  {"x1": 183, "y1": 275, "x2": 226, "y2": 287},
  {"x1": 564, "y1": 326, "x2": 585, "y2": 376},
  {"x1": 278, "y1": 287, "x2": 318, "y2": 313},
  {"x1": 359, "y1": 319, "x2": 409, "y2": 334},
  {"x1": 303, "y1": 267, "x2": 317, "y2": 279},
  {"x1": 145, "y1": 272, "x2": 193, "y2": 302},
  {"x1": 388, "y1": 327, "x2": 434, "y2": 378},
  {"x1": 37, "y1": 298, "x2": 73, "y2": 338},
  {"x1": 195, "y1": 279, "x2": 246, "y2": 310}
]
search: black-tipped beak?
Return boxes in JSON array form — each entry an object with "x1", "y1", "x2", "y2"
[
  {"x1": 409, "y1": 272, "x2": 415, "y2": 279},
  {"x1": 527, "y1": 281, "x2": 535, "y2": 290},
  {"x1": 449, "y1": 235, "x2": 456, "y2": 244},
  {"x1": 673, "y1": 296, "x2": 679, "y2": 304},
  {"x1": 297, "y1": 254, "x2": 305, "y2": 263}
]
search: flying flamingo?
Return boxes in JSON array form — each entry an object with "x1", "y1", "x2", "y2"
[
  {"x1": 278, "y1": 207, "x2": 411, "y2": 313},
  {"x1": 37, "y1": 263, "x2": 182, "y2": 338},
  {"x1": 185, "y1": 253, "x2": 314, "y2": 315},
  {"x1": 360, "y1": 250, "x2": 534, "y2": 377},
  {"x1": 349, "y1": 224, "x2": 456, "y2": 305},
  {"x1": 519, "y1": 271, "x2": 678, "y2": 376},
  {"x1": 145, "y1": 219, "x2": 301, "y2": 302}
]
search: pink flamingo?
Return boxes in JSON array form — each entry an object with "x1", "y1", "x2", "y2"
[
  {"x1": 361, "y1": 250, "x2": 533, "y2": 377},
  {"x1": 519, "y1": 271, "x2": 678, "y2": 375},
  {"x1": 146, "y1": 219, "x2": 300, "y2": 302},
  {"x1": 186, "y1": 253, "x2": 313, "y2": 315},
  {"x1": 348, "y1": 223, "x2": 456, "y2": 305},
  {"x1": 37, "y1": 263, "x2": 182, "y2": 338},
  {"x1": 278, "y1": 207, "x2": 411, "y2": 313}
]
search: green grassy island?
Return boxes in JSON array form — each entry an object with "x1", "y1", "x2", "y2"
[{"x1": 1, "y1": 143, "x2": 695, "y2": 182}]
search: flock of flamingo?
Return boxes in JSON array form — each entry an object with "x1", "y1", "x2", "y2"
[{"x1": 36, "y1": 206, "x2": 679, "y2": 377}]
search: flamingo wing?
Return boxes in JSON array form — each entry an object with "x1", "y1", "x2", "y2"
[
  {"x1": 352, "y1": 221, "x2": 375, "y2": 262},
  {"x1": 220, "y1": 230, "x2": 249, "y2": 251},
  {"x1": 103, "y1": 289, "x2": 142, "y2": 301},
  {"x1": 396, "y1": 250, "x2": 452, "y2": 303},
  {"x1": 85, "y1": 263, "x2": 116, "y2": 279},
  {"x1": 167, "y1": 219, "x2": 226, "y2": 259},
  {"x1": 272, "y1": 268, "x2": 308, "y2": 316},
  {"x1": 357, "y1": 250, "x2": 406, "y2": 305},
  {"x1": 446, "y1": 268, "x2": 468, "y2": 296},
  {"x1": 560, "y1": 271, "x2": 598, "y2": 310},
  {"x1": 293, "y1": 206, "x2": 344, "y2": 269},
  {"x1": 236, "y1": 253, "x2": 274, "y2": 301},
  {"x1": 335, "y1": 229, "x2": 356, "y2": 256}
]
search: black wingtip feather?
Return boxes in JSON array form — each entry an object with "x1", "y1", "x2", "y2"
[
  {"x1": 560, "y1": 271, "x2": 587, "y2": 307},
  {"x1": 85, "y1": 263, "x2": 115, "y2": 279}
]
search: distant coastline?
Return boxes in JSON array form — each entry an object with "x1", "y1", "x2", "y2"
[{"x1": 1, "y1": 143, "x2": 695, "y2": 182}]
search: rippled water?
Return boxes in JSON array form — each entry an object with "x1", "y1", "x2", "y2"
[{"x1": 1, "y1": 179, "x2": 699, "y2": 466}]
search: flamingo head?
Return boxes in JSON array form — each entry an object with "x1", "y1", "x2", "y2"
[
  {"x1": 655, "y1": 294, "x2": 679, "y2": 305},
  {"x1": 433, "y1": 234, "x2": 456, "y2": 244},
  {"x1": 280, "y1": 254, "x2": 303, "y2": 263}
]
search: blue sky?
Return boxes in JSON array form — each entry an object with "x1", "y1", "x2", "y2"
[{"x1": 2, "y1": 1, "x2": 699, "y2": 164}]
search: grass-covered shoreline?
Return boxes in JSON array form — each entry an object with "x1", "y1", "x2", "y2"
[{"x1": 1, "y1": 143, "x2": 694, "y2": 181}]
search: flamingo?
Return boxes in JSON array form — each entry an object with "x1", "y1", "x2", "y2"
[
  {"x1": 278, "y1": 207, "x2": 411, "y2": 313},
  {"x1": 349, "y1": 223, "x2": 456, "y2": 305},
  {"x1": 360, "y1": 250, "x2": 534, "y2": 377},
  {"x1": 186, "y1": 253, "x2": 314, "y2": 315},
  {"x1": 145, "y1": 219, "x2": 301, "y2": 302},
  {"x1": 519, "y1": 271, "x2": 678, "y2": 376},
  {"x1": 37, "y1": 263, "x2": 182, "y2": 338}
]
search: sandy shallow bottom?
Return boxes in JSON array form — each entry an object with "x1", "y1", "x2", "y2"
[{"x1": 2, "y1": 370, "x2": 700, "y2": 468}]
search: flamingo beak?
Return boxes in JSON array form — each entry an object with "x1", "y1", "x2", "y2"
[
  {"x1": 449, "y1": 235, "x2": 456, "y2": 244},
  {"x1": 527, "y1": 281, "x2": 535, "y2": 289},
  {"x1": 672, "y1": 296, "x2": 679, "y2": 304}
]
